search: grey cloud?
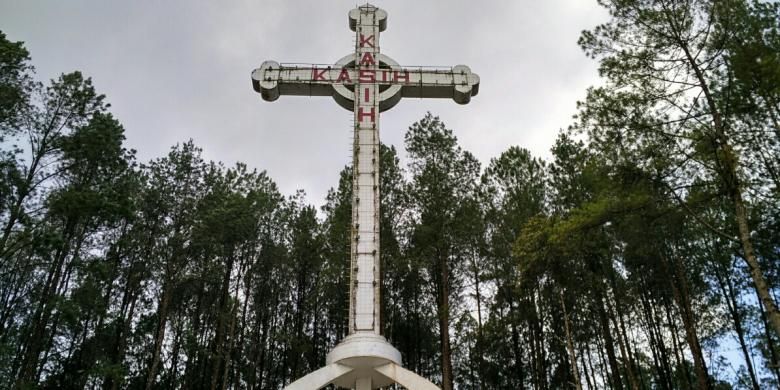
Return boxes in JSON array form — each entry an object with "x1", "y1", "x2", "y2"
[{"x1": 1, "y1": 0, "x2": 607, "y2": 206}]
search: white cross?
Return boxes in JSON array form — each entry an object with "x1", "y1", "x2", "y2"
[{"x1": 252, "y1": 5, "x2": 478, "y2": 390}]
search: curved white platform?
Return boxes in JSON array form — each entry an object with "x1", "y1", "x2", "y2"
[{"x1": 284, "y1": 333, "x2": 439, "y2": 389}]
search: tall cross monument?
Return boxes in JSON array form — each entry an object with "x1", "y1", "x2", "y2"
[{"x1": 251, "y1": 5, "x2": 478, "y2": 389}]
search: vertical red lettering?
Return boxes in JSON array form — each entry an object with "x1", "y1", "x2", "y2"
[
  {"x1": 358, "y1": 70, "x2": 376, "y2": 83},
  {"x1": 312, "y1": 67, "x2": 328, "y2": 81},
  {"x1": 381, "y1": 70, "x2": 388, "y2": 82},
  {"x1": 359, "y1": 34, "x2": 375, "y2": 48},
  {"x1": 358, "y1": 107, "x2": 375, "y2": 123},
  {"x1": 364, "y1": 87, "x2": 370, "y2": 103},
  {"x1": 359, "y1": 52, "x2": 376, "y2": 66},
  {"x1": 336, "y1": 68, "x2": 352, "y2": 83},
  {"x1": 394, "y1": 70, "x2": 409, "y2": 83}
]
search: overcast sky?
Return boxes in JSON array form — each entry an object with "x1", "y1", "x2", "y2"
[{"x1": 1, "y1": 0, "x2": 607, "y2": 206}]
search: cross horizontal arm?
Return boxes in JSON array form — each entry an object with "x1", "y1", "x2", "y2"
[
  {"x1": 252, "y1": 60, "x2": 479, "y2": 105},
  {"x1": 251, "y1": 61, "x2": 335, "y2": 101},
  {"x1": 399, "y1": 64, "x2": 480, "y2": 104}
]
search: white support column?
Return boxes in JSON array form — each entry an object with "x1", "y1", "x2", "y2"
[
  {"x1": 356, "y1": 377, "x2": 372, "y2": 390},
  {"x1": 351, "y1": 3, "x2": 382, "y2": 335},
  {"x1": 283, "y1": 364, "x2": 353, "y2": 390}
]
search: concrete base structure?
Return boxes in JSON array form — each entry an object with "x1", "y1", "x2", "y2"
[{"x1": 283, "y1": 333, "x2": 439, "y2": 390}]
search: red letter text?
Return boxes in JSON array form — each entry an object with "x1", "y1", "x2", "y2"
[
  {"x1": 393, "y1": 70, "x2": 409, "y2": 83},
  {"x1": 312, "y1": 68, "x2": 328, "y2": 81},
  {"x1": 336, "y1": 68, "x2": 352, "y2": 83},
  {"x1": 358, "y1": 70, "x2": 376, "y2": 83},
  {"x1": 359, "y1": 34, "x2": 375, "y2": 48},
  {"x1": 359, "y1": 52, "x2": 376, "y2": 66},
  {"x1": 358, "y1": 107, "x2": 375, "y2": 123}
]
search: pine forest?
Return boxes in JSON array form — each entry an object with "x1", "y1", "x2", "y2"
[{"x1": 1, "y1": 1, "x2": 779, "y2": 389}]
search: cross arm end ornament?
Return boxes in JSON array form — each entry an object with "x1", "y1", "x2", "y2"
[
  {"x1": 451, "y1": 64, "x2": 479, "y2": 104},
  {"x1": 251, "y1": 60, "x2": 280, "y2": 101}
]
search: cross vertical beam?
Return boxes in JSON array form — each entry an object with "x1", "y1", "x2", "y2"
[{"x1": 351, "y1": 4, "x2": 383, "y2": 335}]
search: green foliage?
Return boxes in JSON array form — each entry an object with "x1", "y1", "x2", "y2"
[{"x1": 0, "y1": 31, "x2": 33, "y2": 132}]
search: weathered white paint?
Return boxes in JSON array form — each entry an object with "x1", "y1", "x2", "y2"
[
  {"x1": 283, "y1": 363, "x2": 353, "y2": 390},
  {"x1": 251, "y1": 4, "x2": 478, "y2": 389},
  {"x1": 356, "y1": 378, "x2": 372, "y2": 390},
  {"x1": 326, "y1": 333, "x2": 402, "y2": 366},
  {"x1": 375, "y1": 363, "x2": 441, "y2": 390}
]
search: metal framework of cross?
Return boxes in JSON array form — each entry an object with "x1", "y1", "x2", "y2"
[{"x1": 251, "y1": 5, "x2": 478, "y2": 390}]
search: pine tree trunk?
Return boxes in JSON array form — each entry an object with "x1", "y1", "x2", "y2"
[
  {"x1": 608, "y1": 298, "x2": 639, "y2": 390},
  {"x1": 714, "y1": 265, "x2": 760, "y2": 390},
  {"x1": 15, "y1": 221, "x2": 78, "y2": 386},
  {"x1": 145, "y1": 279, "x2": 173, "y2": 390},
  {"x1": 182, "y1": 279, "x2": 207, "y2": 389},
  {"x1": 473, "y1": 254, "x2": 484, "y2": 389},
  {"x1": 529, "y1": 315, "x2": 540, "y2": 390},
  {"x1": 605, "y1": 280, "x2": 639, "y2": 390},
  {"x1": 509, "y1": 296, "x2": 525, "y2": 388},
  {"x1": 665, "y1": 300, "x2": 693, "y2": 390},
  {"x1": 662, "y1": 254, "x2": 710, "y2": 390},
  {"x1": 596, "y1": 291, "x2": 623, "y2": 390},
  {"x1": 594, "y1": 331, "x2": 612, "y2": 390},
  {"x1": 640, "y1": 291, "x2": 672, "y2": 390},
  {"x1": 559, "y1": 291, "x2": 583, "y2": 390},
  {"x1": 581, "y1": 345, "x2": 595, "y2": 390},
  {"x1": 221, "y1": 296, "x2": 239, "y2": 390},
  {"x1": 755, "y1": 285, "x2": 780, "y2": 384},
  {"x1": 170, "y1": 320, "x2": 182, "y2": 386},
  {"x1": 532, "y1": 292, "x2": 547, "y2": 390},
  {"x1": 438, "y1": 251, "x2": 454, "y2": 390},
  {"x1": 618, "y1": 307, "x2": 641, "y2": 390},
  {"x1": 105, "y1": 286, "x2": 138, "y2": 390},
  {"x1": 211, "y1": 254, "x2": 235, "y2": 390},
  {"x1": 0, "y1": 272, "x2": 27, "y2": 338},
  {"x1": 733, "y1": 192, "x2": 780, "y2": 337},
  {"x1": 233, "y1": 268, "x2": 253, "y2": 388},
  {"x1": 624, "y1": 313, "x2": 647, "y2": 389},
  {"x1": 674, "y1": 25, "x2": 780, "y2": 340}
]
